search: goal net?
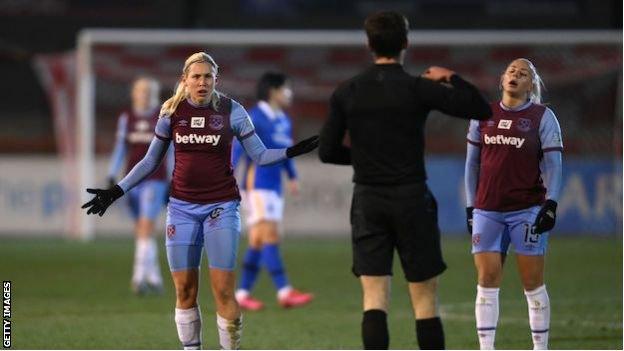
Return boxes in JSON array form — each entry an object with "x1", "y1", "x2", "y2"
[{"x1": 34, "y1": 30, "x2": 622, "y2": 239}]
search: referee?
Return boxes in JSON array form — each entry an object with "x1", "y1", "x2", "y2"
[{"x1": 318, "y1": 11, "x2": 491, "y2": 350}]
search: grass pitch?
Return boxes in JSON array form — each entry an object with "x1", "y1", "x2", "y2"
[{"x1": 1, "y1": 235, "x2": 621, "y2": 349}]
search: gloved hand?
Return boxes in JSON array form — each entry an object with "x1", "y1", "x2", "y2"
[
  {"x1": 466, "y1": 207, "x2": 474, "y2": 236},
  {"x1": 81, "y1": 185, "x2": 124, "y2": 216},
  {"x1": 286, "y1": 135, "x2": 319, "y2": 158},
  {"x1": 107, "y1": 177, "x2": 116, "y2": 189},
  {"x1": 532, "y1": 199, "x2": 557, "y2": 234}
]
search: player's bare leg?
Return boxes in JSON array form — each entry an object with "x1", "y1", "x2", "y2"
[
  {"x1": 171, "y1": 269, "x2": 202, "y2": 350},
  {"x1": 235, "y1": 223, "x2": 265, "y2": 311},
  {"x1": 475, "y1": 252, "x2": 504, "y2": 288},
  {"x1": 473, "y1": 252, "x2": 504, "y2": 350},
  {"x1": 210, "y1": 269, "x2": 243, "y2": 350},
  {"x1": 409, "y1": 276, "x2": 445, "y2": 349},
  {"x1": 517, "y1": 255, "x2": 549, "y2": 350},
  {"x1": 360, "y1": 275, "x2": 390, "y2": 349}
]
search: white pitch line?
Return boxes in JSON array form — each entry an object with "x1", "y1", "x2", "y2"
[{"x1": 440, "y1": 298, "x2": 622, "y2": 330}]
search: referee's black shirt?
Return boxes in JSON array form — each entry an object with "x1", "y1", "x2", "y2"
[{"x1": 319, "y1": 63, "x2": 491, "y2": 185}]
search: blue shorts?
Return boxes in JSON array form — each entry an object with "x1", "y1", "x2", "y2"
[
  {"x1": 165, "y1": 197, "x2": 241, "y2": 271},
  {"x1": 471, "y1": 206, "x2": 548, "y2": 256},
  {"x1": 127, "y1": 180, "x2": 168, "y2": 220}
]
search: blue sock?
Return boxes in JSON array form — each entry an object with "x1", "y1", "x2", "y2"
[
  {"x1": 261, "y1": 244, "x2": 289, "y2": 290},
  {"x1": 239, "y1": 247, "x2": 261, "y2": 291}
]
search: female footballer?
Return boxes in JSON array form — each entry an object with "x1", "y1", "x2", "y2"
[
  {"x1": 232, "y1": 72, "x2": 313, "y2": 311},
  {"x1": 82, "y1": 52, "x2": 318, "y2": 350},
  {"x1": 107, "y1": 76, "x2": 169, "y2": 295},
  {"x1": 465, "y1": 58, "x2": 563, "y2": 350}
]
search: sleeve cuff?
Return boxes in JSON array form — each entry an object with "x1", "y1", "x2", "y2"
[
  {"x1": 467, "y1": 139, "x2": 481, "y2": 147},
  {"x1": 239, "y1": 130, "x2": 255, "y2": 140},
  {"x1": 155, "y1": 133, "x2": 170, "y2": 141}
]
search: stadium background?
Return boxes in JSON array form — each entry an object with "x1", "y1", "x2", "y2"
[{"x1": 0, "y1": 0, "x2": 622, "y2": 349}]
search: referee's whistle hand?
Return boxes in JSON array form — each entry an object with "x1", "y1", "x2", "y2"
[{"x1": 421, "y1": 66, "x2": 455, "y2": 83}]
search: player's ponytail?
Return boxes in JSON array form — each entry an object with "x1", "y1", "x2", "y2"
[
  {"x1": 519, "y1": 58, "x2": 546, "y2": 104},
  {"x1": 160, "y1": 52, "x2": 221, "y2": 117}
]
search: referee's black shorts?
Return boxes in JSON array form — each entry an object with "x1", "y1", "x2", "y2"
[{"x1": 350, "y1": 182, "x2": 447, "y2": 282}]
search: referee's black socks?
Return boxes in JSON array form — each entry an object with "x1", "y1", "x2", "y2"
[
  {"x1": 416, "y1": 317, "x2": 445, "y2": 350},
  {"x1": 362, "y1": 309, "x2": 389, "y2": 349}
]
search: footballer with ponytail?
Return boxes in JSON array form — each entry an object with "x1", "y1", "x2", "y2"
[
  {"x1": 83, "y1": 51, "x2": 319, "y2": 349},
  {"x1": 465, "y1": 58, "x2": 563, "y2": 350}
]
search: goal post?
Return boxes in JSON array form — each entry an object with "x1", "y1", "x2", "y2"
[{"x1": 73, "y1": 29, "x2": 622, "y2": 240}]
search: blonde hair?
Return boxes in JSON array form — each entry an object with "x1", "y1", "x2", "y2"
[
  {"x1": 503, "y1": 58, "x2": 546, "y2": 104},
  {"x1": 160, "y1": 52, "x2": 220, "y2": 117},
  {"x1": 132, "y1": 76, "x2": 161, "y2": 111}
]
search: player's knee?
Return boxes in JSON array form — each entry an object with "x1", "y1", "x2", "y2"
[
  {"x1": 175, "y1": 283, "x2": 198, "y2": 307},
  {"x1": 213, "y1": 285, "x2": 235, "y2": 305},
  {"x1": 478, "y1": 269, "x2": 502, "y2": 287},
  {"x1": 136, "y1": 218, "x2": 154, "y2": 238},
  {"x1": 248, "y1": 225, "x2": 264, "y2": 248}
]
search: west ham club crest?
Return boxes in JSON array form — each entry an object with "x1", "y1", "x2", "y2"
[
  {"x1": 517, "y1": 118, "x2": 532, "y2": 132},
  {"x1": 209, "y1": 115, "x2": 224, "y2": 130},
  {"x1": 167, "y1": 224, "x2": 176, "y2": 238}
]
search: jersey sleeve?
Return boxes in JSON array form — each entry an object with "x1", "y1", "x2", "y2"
[
  {"x1": 107, "y1": 113, "x2": 128, "y2": 178},
  {"x1": 318, "y1": 89, "x2": 352, "y2": 165},
  {"x1": 230, "y1": 99, "x2": 286, "y2": 166},
  {"x1": 230, "y1": 100, "x2": 256, "y2": 140},
  {"x1": 464, "y1": 142, "x2": 481, "y2": 207},
  {"x1": 540, "y1": 151, "x2": 563, "y2": 201},
  {"x1": 539, "y1": 108, "x2": 563, "y2": 152},
  {"x1": 231, "y1": 138, "x2": 245, "y2": 170},
  {"x1": 418, "y1": 75, "x2": 492, "y2": 120},
  {"x1": 466, "y1": 119, "x2": 481, "y2": 147},
  {"x1": 117, "y1": 137, "x2": 170, "y2": 192},
  {"x1": 154, "y1": 116, "x2": 172, "y2": 141}
]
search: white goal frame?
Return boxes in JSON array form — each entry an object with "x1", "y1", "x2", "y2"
[{"x1": 75, "y1": 29, "x2": 621, "y2": 240}]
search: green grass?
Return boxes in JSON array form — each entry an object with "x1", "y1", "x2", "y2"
[{"x1": 0, "y1": 236, "x2": 621, "y2": 349}]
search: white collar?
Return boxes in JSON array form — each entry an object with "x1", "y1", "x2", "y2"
[
  {"x1": 499, "y1": 100, "x2": 532, "y2": 112},
  {"x1": 258, "y1": 101, "x2": 284, "y2": 121}
]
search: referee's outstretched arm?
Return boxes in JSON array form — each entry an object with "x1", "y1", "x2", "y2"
[{"x1": 419, "y1": 68, "x2": 492, "y2": 120}]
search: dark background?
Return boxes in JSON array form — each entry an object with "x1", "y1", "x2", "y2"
[{"x1": 0, "y1": 0, "x2": 621, "y2": 153}]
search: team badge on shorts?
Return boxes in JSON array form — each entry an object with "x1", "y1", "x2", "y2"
[
  {"x1": 167, "y1": 224, "x2": 176, "y2": 238},
  {"x1": 472, "y1": 233, "x2": 481, "y2": 245},
  {"x1": 209, "y1": 115, "x2": 224, "y2": 130},
  {"x1": 517, "y1": 118, "x2": 532, "y2": 132}
]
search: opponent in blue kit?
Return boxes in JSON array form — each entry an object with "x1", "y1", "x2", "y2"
[
  {"x1": 107, "y1": 77, "x2": 171, "y2": 294},
  {"x1": 83, "y1": 52, "x2": 318, "y2": 350},
  {"x1": 465, "y1": 58, "x2": 563, "y2": 350},
  {"x1": 232, "y1": 72, "x2": 313, "y2": 311}
]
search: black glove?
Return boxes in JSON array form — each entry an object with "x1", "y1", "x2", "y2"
[
  {"x1": 81, "y1": 185, "x2": 124, "y2": 217},
  {"x1": 532, "y1": 199, "x2": 557, "y2": 234},
  {"x1": 286, "y1": 135, "x2": 319, "y2": 158},
  {"x1": 466, "y1": 206, "x2": 474, "y2": 235},
  {"x1": 107, "y1": 177, "x2": 116, "y2": 189}
]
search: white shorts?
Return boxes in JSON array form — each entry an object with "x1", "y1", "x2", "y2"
[{"x1": 241, "y1": 189, "x2": 284, "y2": 226}]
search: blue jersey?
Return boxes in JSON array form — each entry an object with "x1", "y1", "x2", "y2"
[{"x1": 232, "y1": 101, "x2": 297, "y2": 195}]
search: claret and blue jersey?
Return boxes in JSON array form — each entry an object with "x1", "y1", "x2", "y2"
[
  {"x1": 465, "y1": 100, "x2": 564, "y2": 255},
  {"x1": 232, "y1": 101, "x2": 297, "y2": 195}
]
